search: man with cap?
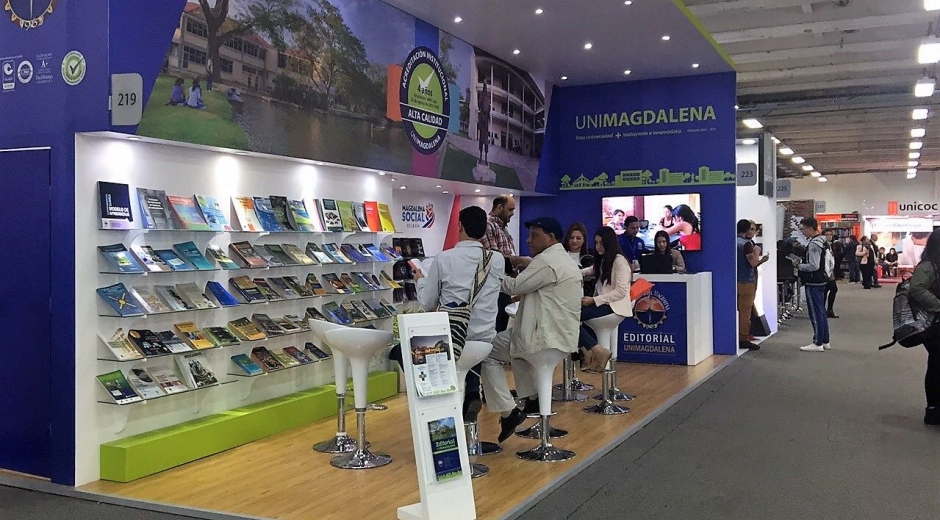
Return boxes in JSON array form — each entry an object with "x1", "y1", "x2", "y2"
[{"x1": 481, "y1": 217, "x2": 583, "y2": 442}]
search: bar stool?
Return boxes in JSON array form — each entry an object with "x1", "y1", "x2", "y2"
[
  {"x1": 323, "y1": 327, "x2": 394, "y2": 469},
  {"x1": 516, "y1": 347, "x2": 575, "y2": 462},
  {"x1": 309, "y1": 319, "x2": 359, "y2": 454},
  {"x1": 553, "y1": 355, "x2": 592, "y2": 402},
  {"x1": 457, "y1": 340, "x2": 493, "y2": 478},
  {"x1": 583, "y1": 313, "x2": 632, "y2": 416}
]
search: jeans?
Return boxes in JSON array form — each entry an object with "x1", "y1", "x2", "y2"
[
  {"x1": 825, "y1": 280, "x2": 838, "y2": 312},
  {"x1": 578, "y1": 304, "x2": 615, "y2": 349},
  {"x1": 737, "y1": 282, "x2": 757, "y2": 342},
  {"x1": 848, "y1": 259, "x2": 860, "y2": 283},
  {"x1": 804, "y1": 284, "x2": 830, "y2": 346},
  {"x1": 925, "y1": 338, "x2": 940, "y2": 407}
]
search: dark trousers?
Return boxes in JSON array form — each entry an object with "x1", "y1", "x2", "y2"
[
  {"x1": 825, "y1": 280, "x2": 838, "y2": 312},
  {"x1": 848, "y1": 259, "x2": 860, "y2": 282},
  {"x1": 925, "y1": 338, "x2": 940, "y2": 408},
  {"x1": 804, "y1": 284, "x2": 830, "y2": 346},
  {"x1": 495, "y1": 292, "x2": 512, "y2": 333},
  {"x1": 860, "y1": 263, "x2": 875, "y2": 288},
  {"x1": 578, "y1": 304, "x2": 614, "y2": 349}
]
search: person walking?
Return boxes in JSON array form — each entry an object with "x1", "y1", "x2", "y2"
[
  {"x1": 907, "y1": 228, "x2": 940, "y2": 425},
  {"x1": 857, "y1": 236, "x2": 875, "y2": 289},
  {"x1": 797, "y1": 217, "x2": 833, "y2": 352},
  {"x1": 823, "y1": 229, "x2": 839, "y2": 318}
]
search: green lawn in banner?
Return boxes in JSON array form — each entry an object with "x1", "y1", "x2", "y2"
[
  {"x1": 440, "y1": 145, "x2": 523, "y2": 190},
  {"x1": 137, "y1": 75, "x2": 248, "y2": 150}
]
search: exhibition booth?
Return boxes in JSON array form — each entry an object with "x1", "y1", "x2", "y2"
[{"x1": 0, "y1": 1, "x2": 741, "y2": 519}]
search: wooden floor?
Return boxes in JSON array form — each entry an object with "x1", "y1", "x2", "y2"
[{"x1": 83, "y1": 356, "x2": 732, "y2": 520}]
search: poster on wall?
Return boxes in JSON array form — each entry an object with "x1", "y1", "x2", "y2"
[
  {"x1": 134, "y1": 0, "x2": 550, "y2": 192},
  {"x1": 866, "y1": 216, "x2": 934, "y2": 266}
]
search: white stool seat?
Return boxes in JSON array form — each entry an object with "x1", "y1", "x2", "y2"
[
  {"x1": 584, "y1": 313, "x2": 633, "y2": 414},
  {"x1": 515, "y1": 348, "x2": 575, "y2": 462},
  {"x1": 456, "y1": 340, "x2": 492, "y2": 380},
  {"x1": 585, "y1": 313, "x2": 626, "y2": 360}
]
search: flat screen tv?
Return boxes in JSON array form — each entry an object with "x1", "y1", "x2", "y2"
[{"x1": 602, "y1": 194, "x2": 702, "y2": 252}]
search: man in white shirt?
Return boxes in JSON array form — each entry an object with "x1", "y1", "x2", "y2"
[
  {"x1": 413, "y1": 206, "x2": 504, "y2": 421},
  {"x1": 481, "y1": 217, "x2": 583, "y2": 442}
]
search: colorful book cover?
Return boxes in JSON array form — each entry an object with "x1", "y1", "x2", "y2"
[
  {"x1": 269, "y1": 196, "x2": 295, "y2": 231},
  {"x1": 317, "y1": 199, "x2": 344, "y2": 232},
  {"x1": 263, "y1": 244, "x2": 298, "y2": 265},
  {"x1": 428, "y1": 417, "x2": 463, "y2": 481},
  {"x1": 146, "y1": 364, "x2": 189, "y2": 394},
  {"x1": 321, "y1": 273, "x2": 349, "y2": 294},
  {"x1": 228, "y1": 276, "x2": 267, "y2": 303},
  {"x1": 379, "y1": 298, "x2": 398, "y2": 316},
  {"x1": 136, "y1": 188, "x2": 176, "y2": 230},
  {"x1": 206, "y1": 245, "x2": 240, "y2": 270},
  {"x1": 305, "y1": 342, "x2": 332, "y2": 360},
  {"x1": 232, "y1": 196, "x2": 263, "y2": 232},
  {"x1": 252, "y1": 313, "x2": 286, "y2": 336},
  {"x1": 156, "y1": 330, "x2": 193, "y2": 353},
  {"x1": 97, "y1": 283, "x2": 145, "y2": 316},
  {"x1": 252, "y1": 196, "x2": 284, "y2": 232},
  {"x1": 204, "y1": 326, "x2": 241, "y2": 347},
  {"x1": 173, "y1": 241, "x2": 215, "y2": 270},
  {"x1": 127, "y1": 368, "x2": 166, "y2": 399},
  {"x1": 154, "y1": 249, "x2": 195, "y2": 271},
  {"x1": 364, "y1": 244, "x2": 390, "y2": 262},
  {"x1": 253, "y1": 278, "x2": 284, "y2": 301},
  {"x1": 130, "y1": 245, "x2": 171, "y2": 272},
  {"x1": 283, "y1": 346, "x2": 315, "y2": 364},
  {"x1": 166, "y1": 195, "x2": 211, "y2": 231},
  {"x1": 254, "y1": 245, "x2": 285, "y2": 267},
  {"x1": 341, "y1": 301, "x2": 367, "y2": 322},
  {"x1": 228, "y1": 317, "x2": 267, "y2": 341},
  {"x1": 283, "y1": 276, "x2": 315, "y2": 298},
  {"x1": 305, "y1": 199, "x2": 325, "y2": 232},
  {"x1": 231, "y1": 354, "x2": 263, "y2": 376},
  {"x1": 98, "y1": 181, "x2": 135, "y2": 230},
  {"x1": 281, "y1": 243, "x2": 315, "y2": 265},
  {"x1": 322, "y1": 243, "x2": 353, "y2": 263},
  {"x1": 366, "y1": 299, "x2": 392, "y2": 319},
  {"x1": 175, "y1": 283, "x2": 218, "y2": 310},
  {"x1": 272, "y1": 350, "x2": 300, "y2": 368},
  {"x1": 305, "y1": 242, "x2": 335, "y2": 264},
  {"x1": 176, "y1": 352, "x2": 219, "y2": 388},
  {"x1": 363, "y1": 201, "x2": 382, "y2": 232},
  {"x1": 251, "y1": 347, "x2": 284, "y2": 372},
  {"x1": 336, "y1": 200, "x2": 357, "y2": 232},
  {"x1": 205, "y1": 281, "x2": 240, "y2": 307},
  {"x1": 287, "y1": 199, "x2": 317, "y2": 232},
  {"x1": 129, "y1": 286, "x2": 172, "y2": 314},
  {"x1": 98, "y1": 244, "x2": 145, "y2": 273},
  {"x1": 174, "y1": 322, "x2": 215, "y2": 350},
  {"x1": 351, "y1": 202, "x2": 372, "y2": 232},
  {"x1": 323, "y1": 301, "x2": 353, "y2": 325},
  {"x1": 340, "y1": 273, "x2": 363, "y2": 293},
  {"x1": 353, "y1": 300, "x2": 379, "y2": 320},
  {"x1": 268, "y1": 277, "x2": 299, "y2": 299},
  {"x1": 195, "y1": 195, "x2": 233, "y2": 231},
  {"x1": 284, "y1": 314, "x2": 311, "y2": 331},
  {"x1": 154, "y1": 285, "x2": 195, "y2": 311},
  {"x1": 96, "y1": 370, "x2": 143, "y2": 404},
  {"x1": 354, "y1": 272, "x2": 379, "y2": 291},
  {"x1": 104, "y1": 329, "x2": 144, "y2": 361},
  {"x1": 273, "y1": 316, "x2": 301, "y2": 333},
  {"x1": 305, "y1": 307, "x2": 329, "y2": 323},
  {"x1": 228, "y1": 241, "x2": 269, "y2": 268},
  {"x1": 127, "y1": 329, "x2": 172, "y2": 357},
  {"x1": 305, "y1": 274, "x2": 329, "y2": 295},
  {"x1": 340, "y1": 244, "x2": 368, "y2": 263},
  {"x1": 382, "y1": 245, "x2": 404, "y2": 261},
  {"x1": 377, "y1": 203, "x2": 397, "y2": 232}
]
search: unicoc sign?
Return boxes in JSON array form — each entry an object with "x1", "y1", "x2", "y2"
[{"x1": 888, "y1": 200, "x2": 940, "y2": 214}]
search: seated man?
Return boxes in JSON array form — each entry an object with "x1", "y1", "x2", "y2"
[{"x1": 480, "y1": 217, "x2": 583, "y2": 442}]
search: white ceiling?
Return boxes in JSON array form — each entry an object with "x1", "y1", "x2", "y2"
[{"x1": 381, "y1": 0, "x2": 734, "y2": 85}]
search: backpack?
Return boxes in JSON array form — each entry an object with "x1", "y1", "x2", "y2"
[
  {"x1": 878, "y1": 278, "x2": 937, "y2": 350},
  {"x1": 799, "y1": 237, "x2": 832, "y2": 284}
]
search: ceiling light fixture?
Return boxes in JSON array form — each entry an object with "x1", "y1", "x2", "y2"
[
  {"x1": 399, "y1": 186, "x2": 407, "y2": 190},
  {"x1": 661, "y1": 35, "x2": 671, "y2": 41},
  {"x1": 378, "y1": 171, "x2": 386, "y2": 176},
  {"x1": 584, "y1": 43, "x2": 593, "y2": 50},
  {"x1": 442, "y1": 190, "x2": 449, "y2": 194},
  {"x1": 928, "y1": 0, "x2": 940, "y2": 10},
  {"x1": 913, "y1": 108, "x2": 929, "y2": 120},
  {"x1": 792, "y1": 156, "x2": 806, "y2": 164},
  {"x1": 513, "y1": 49, "x2": 520, "y2": 55},
  {"x1": 535, "y1": 8, "x2": 543, "y2": 14},
  {"x1": 919, "y1": 35, "x2": 940, "y2": 63},
  {"x1": 735, "y1": 104, "x2": 740, "y2": 110},
  {"x1": 561, "y1": 75, "x2": 568, "y2": 80},
  {"x1": 454, "y1": 16, "x2": 462, "y2": 23},
  {"x1": 913, "y1": 128, "x2": 927, "y2": 138},
  {"x1": 802, "y1": 164, "x2": 814, "y2": 171},
  {"x1": 909, "y1": 168, "x2": 919, "y2": 174},
  {"x1": 908, "y1": 171, "x2": 918, "y2": 179},
  {"x1": 692, "y1": 63, "x2": 700, "y2": 68},
  {"x1": 741, "y1": 138, "x2": 756, "y2": 145},
  {"x1": 911, "y1": 152, "x2": 922, "y2": 159},
  {"x1": 915, "y1": 76, "x2": 937, "y2": 97},
  {"x1": 911, "y1": 141, "x2": 925, "y2": 150},
  {"x1": 910, "y1": 161, "x2": 920, "y2": 167},
  {"x1": 625, "y1": 0, "x2": 633, "y2": 4},
  {"x1": 771, "y1": 136, "x2": 780, "y2": 144},
  {"x1": 435, "y1": 185, "x2": 442, "y2": 188},
  {"x1": 818, "y1": 176, "x2": 828, "y2": 182},
  {"x1": 474, "y1": 188, "x2": 482, "y2": 193},
  {"x1": 779, "y1": 147, "x2": 794, "y2": 155},
  {"x1": 742, "y1": 118, "x2": 763, "y2": 129},
  {"x1": 810, "y1": 171, "x2": 822, "y2": 177},
  {"x1": 623, "y1": 69, "x2": 632, "y2": 75},
  {"x1": 127, "y1": 136, "x2": 141, "y2": 141}
]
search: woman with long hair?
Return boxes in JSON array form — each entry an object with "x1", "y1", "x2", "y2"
[
  {"x1": 856, "y1": 235, "x2": 875, "y2": 289},
  {"x1": 563, "y1": 222, "x2": 589, "y2": 264},
  {"x1": 906, "y1": 228, "x2": 940, "y2": 425},
  {"x1": 652, "y1": 230, "x2": 686, "y2": 273},
  {"x1": 659, "y1": 205, "x2": 676, "y2": 228},
  {"x1": 662, "y1": 204, "x2": 701, "y2": 250},
  {"x1": 578, "y1": 227, "x2": 633, "y2": 372}
]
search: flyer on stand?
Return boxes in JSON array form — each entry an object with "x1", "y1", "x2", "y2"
[
  {"x1": 409, "y1": 334, "x2": 458, "y2": 397},
  {"x1": 427, "y1": 416, "x2": 463, "y2": 482}
]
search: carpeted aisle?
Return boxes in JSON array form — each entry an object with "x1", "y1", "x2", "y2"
[{"x1": 516, "y1": 282, "x2": 940, "y2": 520}]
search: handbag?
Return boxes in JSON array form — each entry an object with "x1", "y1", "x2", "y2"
[{"x1": 439, "y1": 250, "x2": 494, "y2": 359}]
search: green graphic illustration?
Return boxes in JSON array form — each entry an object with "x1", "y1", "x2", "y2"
[{"x1": 560, "y1": 166, "x2": 733, "y2": 191}]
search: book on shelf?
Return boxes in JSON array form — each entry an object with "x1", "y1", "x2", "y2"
[
  {"x1": 153, "y1": 249, "x2": 195, "y2": 271},
  {"x1": 252, "y1": 313, "x2": 286, "y2": 336},
  {"x1": 365, "y1": 299, "x2": 392, "y2": 319},
  {"x1": 96, "y1": 370, "x2": 143, "y2": 404},
  {"x1": 321, "y1": 273, "x2": 349, "y2": 294},
  {"x1": 380, "y1": 271, "x2": 402, "y2": 289},
  {"x1": 205, "y1": 245, "x2": 240, "y2": 270},
  {"x1": 340, "y1": 273, "x2": 363, "y2": 293},
  {"x1": 305, "y1": 342, "x2": 332, "y2": 360},
  {"x1": 288, "y1": 199, "x2": 319, "y2": 232},
  {"x1": 273, "y1": 315, "x2": 301, "y2": 333},
  {"x1": 283, "y1": 314, "x2": 311, "y2": 331},
  {"x1": 379, "y1": 298, "x2": 398, "y2": 316},
  {"x1": 231, "y1": 354, "x2": 263, "y2": 376},
  {"x1": 393, "y1": 238, "x2": 407, "y2": 257},
  {"x1": 205, "y1": 281, "x2": 240, "y2": 307},
  {"x1": 251, "y1": 346, "x2": 284, "y2": 372},
  {"x1": 104, "y1": 329, "x2": 144, "y2": 361},
  {"x1": 305, "y1": 273, "x2": 330, "y2": 295},
  {"x1": 204, "y1": 326, "x2": 241, "y2": 347},
  {"x1": 340, "y1": 244, "x2": 368, "y2": 263},
  {"x1": 195, "y1": 195, "x2": 233, "y2": 231},
  {"x1": 283, "y1": 276, "x2": 315, "y2": 298},
  {"x1": 146, "y1": 364, "x2": 189, "y2": 393},
  {"x1": 232, "y1": 196, "x2": 263, "y2": 232},
  {"x1": 323, "y1": 301, "x2": 353, "y2": 325},
  {"x1": 154, "y1": 284, "x2": 196, "y2": 311},
  {"x1": 130, "y1": 245, "x2": 172, "y2": 272},
  {"x1": 305, "y1": 242, "x2": 335, "y2": 264},
  {"x1": 127, "y1": 368, "x2": 166, "y2": 399},
  {"x1": 167, "y1": 195, "x2": 211, "y2": 231},
  {"x1": 350, "y1": 300, "x2": 377, "y2": 321},
  {"x1": 364, "y1": 244, "x2": 389, "y2": 262},
  {"x1": 317, "y1": 199, "x2": 345, "y2": 232},
  {"x1": 322, "y1": 243, "x2": 352, "y2": 263},
  {"x1": 173, "y1": 241, "x2": 215, "y2": 270},
  {"x1": 382, "y1": 245, "x2": 403, "y2": 261},
  {"x1": 98, "y1": 181, "x2": 135, "y2": 230},
  {"x1": 254, "y1": 245, "x2": 285, "y2": 267},
  {"x1": 377, "y1": 203, "x2": 397, "y2": 232},
  {"x1": 176, "y1": 352, "x2": 219, "y2": 388},
  {"x1": 271, "y1": 350, "x2": 300, "y2": 368},
  {"x1": 127, "y1": 329, "x2": 173, "y2": 357},
  {"x1": 305, "y1": 306, "x2": 329, "y2": 323},
  {"x1": 269, "y1": 196, "x2": 295, "y2": 231},
  {"x1": 281, "y1": 243, "x2": 316, "y2": 265},
  {"x1": 174, "y1": 322, "x2": 215, "y2": 350},
  {"x1": 228, "y1": 276, "x2": 268, "y2": 303},
  {"x1": 336, "y1": 200, "x2": 358, "y2": 232},
  {"x1": 137, "y1": 188, "x2": 177, "y2": 230},
  {"x1": 156, "y1": 330, "x2": 193, "y2": 353},
  {"x1": 228, "y1": 317, "x2": 267, "y2": 341},
  {"x1": 253, "y1": 278, "x2": 284, "y2": 301},
  {"x1": 412, "y1": 238, "x2": 426, "y2": 257},
  {"x1": 404, "y1": 282, "x2": 418, "y2": 301},
  {"x1": 268, "y1": 277, "x2": 299, "y2": 299},
  {"x1": 129, "y1": 286, "x2": 172, "y2": 314},
  {"x1": 97, "y1": 283, "x2": 146, "y2": 316},
  {"x1": 283, "y1": 346, "x2": 315, "y2": 364},
  {"x1": 252, "y1": 196, "x2": 284, "y2": 232},
  {"x1": 263, "y1": 244, "x2": 298, "y2": 266},
  {"x1": 305, "y1": 199, "x2": 326, "y2": 232},
  {"x1": 351, "y1": 202, "x2": 372, "y2": 232},
  {"x1": 229, "y1": 241, "x2": 269, "y2": 268},
  {"x1": 98, "y1": 244, "x2": 144, "y2": 273},
  {"x1": 364, "y1": 201, "x2": 382, "y2": 232},
  {"x1": 355, "y1": 272, "x2": 380, "y2": 291},
  {"x1": 175, "y1": 283, "x2": 218, "y2": 310}
]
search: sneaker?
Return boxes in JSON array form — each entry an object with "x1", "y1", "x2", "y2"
[
  {"x1": 800, "y1": 344, "x2": 825, "y2": 352},
  {"x1": 497, "y1": 408, "x2": 526, "y2": 443},
  {"x1": 925, "y1": 407, "x2": 940, "y2": 425},
  {"x1": 739, "y1": 341, "x2": 760, "y2": 351},
  {"x1": 823, "y1": 343, "x2": 832, "y2": 350}
]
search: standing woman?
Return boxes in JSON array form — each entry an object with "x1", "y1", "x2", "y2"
[
  {"x1": 857, "y1": 236, "x2": 874, "y2": 288},
  {"x1": 652, "y1": 230, "x2": 686, "y2": 273},
  {"x1": 906, "y1": 229, "x2": 940, "y2": 425},
  {"x1": 578, "y1": 227, "x2": 633, "y2": 372}
]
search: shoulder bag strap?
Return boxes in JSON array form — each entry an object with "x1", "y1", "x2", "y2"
[{"x1": 467, "y1": 249, "x2": 493, "y2": 307}]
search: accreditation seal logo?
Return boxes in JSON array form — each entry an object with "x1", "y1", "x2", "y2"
[
  {"x1": 399, "y1": 46, "x2": 450, "y2": 155},
  {"x1": 633, "y1": 291, "x2": 669, "y2": 329}
]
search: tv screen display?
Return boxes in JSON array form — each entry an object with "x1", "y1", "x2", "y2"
[{"x1": 602, "y1": 194, "x2": 702, "y2": 252}]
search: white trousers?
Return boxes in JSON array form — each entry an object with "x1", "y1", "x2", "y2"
[{"x1": 481, "y1": 330, "x2": 538, "y2": 413}]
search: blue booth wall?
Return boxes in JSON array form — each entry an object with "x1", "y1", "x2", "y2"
[{"x1": 522, "y1": 72, "x2": 738, "y2": 356}]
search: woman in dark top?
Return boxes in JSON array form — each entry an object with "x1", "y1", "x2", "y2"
[
  {"x1": 885, "y1": 248, "x2": 899, "y2": 277},
  {"x1": 906, "y1": 229, "x2": 940, "y2": 425},
  {"x1": 652, "y1": 230, "x2": 685, "y2": 273}
]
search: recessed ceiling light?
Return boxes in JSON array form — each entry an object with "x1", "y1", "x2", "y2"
[
  {"x1": 127, "y1": 136, "x2": 141, "y2": 141},
  {"x1": 909, "y1": 168, "x2": 918, "y2": 174},
  {"x1": 909, "y1": 161, "x2": 920, "y2": 167},
  {"x1": 802, "y1": 164, "x2": 814, "y2": 171},
  {"x1": 692, "y1": 63, "x2": 700, "y2": 69},
  {"x1": 918, "y1": 35, "x2": 940, "y2": 63},
  {"x1": 910, "y1": 152, "x2": 921, "y2": 159},
  {"x1": 779, "y1": 147, "x2": 794, "y2": 155},
  {"x1": 735, "y1": 105, "x2": 740, "y2": 110},
  {"x1": 741, "y1": 138, "x2": 756, "y2": 145},
  {"x1": 915, "y1": 76, "x2": 936, "y2": 97},
  {"x1": 913, "y1": 108, "x2": 929, "y2": 120},
  {"x1": 908, "y1": 171, "x2": 918, "y2": 179},
  {"x1": 235, "y1": 151, "x2": 248, "y2": 156},
  {"x1": 928, "y1": 0, "x2": 940, "y2": 11},
  {"x1": 474, "y1": 188, "x2": 482, "y2": 193},
  {"x1": 792, "y1": 156, "x2": 806, "y2": 164},
  {"x1": 513, "y1": 49, "x2": 520, "y2": 55},
  {"x1": 535, "y1": 8, "x2": 543, "y2": 14},
  {"x1": 810, "y1": 171, "x2": 822, "y2": 177},
  {"x1": 454, "y1": 16, "x2": 462, "y2": 23},
  {"x1": 378, "y1": 171, "x2": 386, "y2": 176},
  {"x1": 390, "y1": 177, "x2": 397, "y2": 181},
  {"x1": 742, "y1": 118, "x2": 763, "y2": 129},
  {"x1": 435, "y1": 185, "x2": 442, "y2": 188},
  {"x1": 771, "y1": 136, "x2": 780, "y2": 144},
  {"x1": 584, "y1": 43, "x2": 593, "y2": 50},
  {"x1": 399, "y1": 186, "x2": 407, "y2": 190},
  {"x1": 560, "y1": 75, "x2": 568, "y2": 80},
  {"x1": 623, "y1": 69, "x2": 632, "y2": 75},
  {"x1": 625, "y1": 0, "x2": 633, "y2": 4},
  {"x1": 443, "y1": 191, "x2": 449, "y2": 194},
  {"x1": 818, "y1": 176, "x2": 828, "y2": 182},
  {"x1": 911, "y1": 141, "x2": 924, "y2": 150},
  {"x1": 662, "y1": 35, "x2": 671, "y2": 41},
  {"x1": 912, "y1": 128, "x2": 927, "y2": 138}
]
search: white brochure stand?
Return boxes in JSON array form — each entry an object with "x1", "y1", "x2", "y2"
[{"x1": 397, "y1": 312, "x2": 476, "y2": 520}]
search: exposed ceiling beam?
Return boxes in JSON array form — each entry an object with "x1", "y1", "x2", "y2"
[
  {"x1": 738, "y1": 59, "x2": 922, "y2": 82},
  {"x1": 730, "y1": 38, "x2": 919, "y2": 64},
  {"x1": 687, "y1": 0, "x2": 827, "y2": 16},
  {"x1": 713, "y1": 13, "x2": 931, "y2": 44},
  {"x1": 738, "y1": 76, "x2": 911, "y2": 95}
]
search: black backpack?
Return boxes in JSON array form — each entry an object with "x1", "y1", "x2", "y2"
[
  {"x1": 799, "y1": 238, "x2": 831, "y2": 285},
  {"x1": 878, "y1": 278, "x2": 937, "y2": 350}
]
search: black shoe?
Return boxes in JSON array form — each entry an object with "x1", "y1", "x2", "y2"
[
  {"x1": 827, "y1": 311, "x2": 839, "y2": 319},
  {"x1": 925, "y1": 407, "x2": 940, "y2": 425},
  {"x1": 498, "y1": 408, "x2": 526, "y2": 443},
  {"x1": 463, "y1": 393, "x2": 482, "y2": 423},
  {"x1": 521, "y1": 397, "x2": 540, "y2": 415},
  {"x1": 873, "y1": 284, "x2": 883, "y2": 288},
  {"x1": 739, "y1": 341, "x2": 760, "y2": 351}
]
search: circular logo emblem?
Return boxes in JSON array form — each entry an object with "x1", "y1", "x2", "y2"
[
  {"x1": 61, "y1": 51, "x2": 86, "y2": 86},
  {"x1": 2, "y1": 62, "x2": 12, "y2": 77},
  {"x1": 399, "y1": 46, "x2": 450, "y2": 155},
  {"x1": 633, "y1": 292, "x2": 669, "y2": 329},
  {"x1": 17, "y1": 60, "x2": 32, "y2": 83},
  {"x1": 4, "y1": 0, "x2": 57, "y2": 30}
]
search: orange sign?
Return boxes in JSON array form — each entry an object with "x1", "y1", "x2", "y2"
[{"x1": 888, "y1": 201, "x2": 899, "y2": 215}]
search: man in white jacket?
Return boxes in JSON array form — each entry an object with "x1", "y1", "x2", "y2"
[{"x1": 481, "y1": 217, "x2": 583, "y2": 442}]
